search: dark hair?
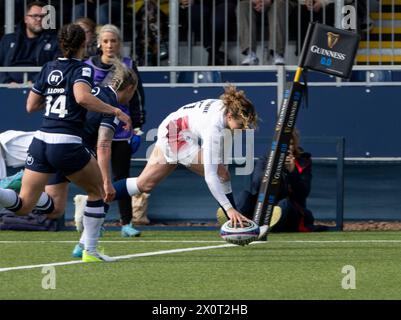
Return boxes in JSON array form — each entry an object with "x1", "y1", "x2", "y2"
[
  {"x1": 75, "y1": 17, "x2": 97, "y2": 34},
  {"x1": 27, "y1": 1, "x2": 46, "y2": 12},
  {"x1": 58, "y1": 24, "x2": 86, "y2": 58}
]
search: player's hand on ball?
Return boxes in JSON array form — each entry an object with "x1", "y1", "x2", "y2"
[{"x1": 226, "y1": 208, "x2": 249, "y2": 228}]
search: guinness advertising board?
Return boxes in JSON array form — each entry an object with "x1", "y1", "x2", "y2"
[
  {"x1": 253, "y1": 82, "x2": 305, "y2": 228},
  {"x1": 301, "y1": 23, "x2": 360, "y2": 79}
]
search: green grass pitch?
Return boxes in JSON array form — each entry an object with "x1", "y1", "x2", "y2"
[{"x1": 0, "y1": 230, "x2": 401, "y2": 300}]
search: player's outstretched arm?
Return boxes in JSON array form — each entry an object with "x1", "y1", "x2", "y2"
[
  {"x1": 26, "y1": 91, "x2": 45, "y2": 113},
  {"x1": 73, "y1": 82, "x2": 132, "y2": 130}
]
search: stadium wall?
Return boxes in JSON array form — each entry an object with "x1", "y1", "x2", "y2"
[
  {"x1": 1, "y1": 87, "x2": 400, "y2": 222},
  {"x1": 2, "y1": 86, "x2": 399, "y2": 157}
]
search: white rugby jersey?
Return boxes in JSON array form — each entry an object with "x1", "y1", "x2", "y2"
[{"x1": 162, "y1": 99, "x2": 233, "y2": 211}]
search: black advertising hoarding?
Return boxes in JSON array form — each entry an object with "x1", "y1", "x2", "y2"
[
  {"x1": 253, "y1": 23, "x2": 359, "y2": 232},
  {"x1": 301, "y1": 23, "x2": 360, "y2": 79},
  {"x1": 253, "y1": 82, "x2": 305, "y2": 227}
]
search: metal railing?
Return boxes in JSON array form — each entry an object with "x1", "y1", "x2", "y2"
[{"x1": 2, "y1": 0, "x2": 399, "y2": 66}]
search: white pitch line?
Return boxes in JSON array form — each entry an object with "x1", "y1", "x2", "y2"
[
  {"x1": 111, "y1": 243, "x2": 236, "y2": 260},
  {"x1": 0, "y1": 243, "x2": 236, "y2": 273},
  {"x1": 274, "y1": 240, "x2": 401, "y2": 243},
  {"x1": 1, "y1": 239, "x2": 401, "y2": 244},
  {"x1": 0, "y1": 240, "x2": 226, "y2": 244},
  {"x1": 1, "y1": 239, "x2": 400, "y2": 273}
]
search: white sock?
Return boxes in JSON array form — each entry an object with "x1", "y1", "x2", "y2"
[
  {"x1": 83, "y1": 200, "x2": 105, "y2": 252},
  {"x1": 126, "y1": 178, "x2": 140, "y2": 196},
  {"x1": 0, "y1": 188, "x2": 20, "y2": 210},
  {"x1": 83, "y1": 215, "x2": 104, "y2": 252}
]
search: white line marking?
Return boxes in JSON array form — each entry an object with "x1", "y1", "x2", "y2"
[
  {"x1": 0, "y1": 243, "x2": 236, "y2": 273},
  {"x1": 1, "y1": 239, "x2": 400, "y2": 273},
  {"x1": 0, "y1": 240, "x2": 226, "y2": 244},
  {"x1": 254, "y1": 240, "x2": 401, "y2": 244},
  {"x1": 1, "y1": 239, "x2": 401, "y2": 244}
]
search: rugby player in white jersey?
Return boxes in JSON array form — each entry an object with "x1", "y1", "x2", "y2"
[{"x1": 110, "y1": 85, "x2": 258, "y2": 227}]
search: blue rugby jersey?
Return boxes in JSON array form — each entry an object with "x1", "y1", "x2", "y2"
[
  {"x1": 82, "y1": 85, "x2": 120, "y2": 150},
  {"x1": 31, "y1": 57, "x2": 94, "y2": 137}
]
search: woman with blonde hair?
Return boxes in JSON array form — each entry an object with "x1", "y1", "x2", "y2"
[{"x1": 84, "y1": 23, "x2": 145, "y2": 237}]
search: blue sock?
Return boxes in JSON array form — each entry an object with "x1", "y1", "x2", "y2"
[
  {"x1": 113, "y1": 178, "x2": 139, "y2": 200},
  {"x1": 104, "y1": 203, "x2": 110, "y2": 214},
  {"x1": 113, "y1": 179, "x2": 129, "y2": 200}
]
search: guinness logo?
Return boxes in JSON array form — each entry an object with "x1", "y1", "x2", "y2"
[{"x1": 327, "y1": 32, "x2": 340, "y2": 49}]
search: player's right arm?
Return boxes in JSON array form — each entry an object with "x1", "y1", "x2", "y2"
[
  {"x1": 96, "y1": 124, "x2": 116, "y2": 203},
  {"x1": 202, "y1": 126, "x2": 248, "y2": 227},
  {"x1": 73, "y1": 82, "x2": 132, "y2": 131},
  {"x1": 26, "y1": 91, "x2": 45, "y2": 113},
  {"x1": 26, "y1": 63, "x2": 47, "y2": 113}
]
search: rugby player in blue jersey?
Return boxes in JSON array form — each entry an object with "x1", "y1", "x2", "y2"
[
  {"x1": 0, "y1": 24, "x2": 131, "y2": 262},
  {"x1": 47, "y1": 60, "x2": 138, "y2": 261}
]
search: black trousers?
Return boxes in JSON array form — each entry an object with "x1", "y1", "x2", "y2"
[
  {"x1": 111, "y1": 140, "x2": 132, "y2": 225},
  {"x1": 190, "y1": 1, "x2": 237, "y2": 50}
]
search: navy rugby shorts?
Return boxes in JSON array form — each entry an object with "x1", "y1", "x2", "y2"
[{"x1": 25, "y1": 132, "x2": 92, "y2": 178}]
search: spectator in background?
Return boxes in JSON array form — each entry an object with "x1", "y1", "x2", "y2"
[
  {"x1": 84, "y1": 24, "x2": 145, "y2": 237},
  {"x1": 75, "y1": 17, "x2": 98, "y2": 58},
  {"x1": 73, "y1": 0, "x2": 122, "y2": 26},
  {"x1": 229, "y1": 129, "x2": 325, "y2": 232},
  {"x1": 129, "y1": 0, "x2": 169, "y2": 66},
  {"x1": 0, "y1": 1, "x2": 58, "y2": 84},
  {"x1": 181, "y1": 0, "x2": 237, "y2": 65},
  {"x1": 296, "y1": 0, "x2": 335, "y2": 54},
  {"x1": 238, "y1": 0, "x2": 297, "y2": 65}
]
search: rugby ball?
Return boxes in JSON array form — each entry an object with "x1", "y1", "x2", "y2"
[{"x1": 220, "y1": 220, "x2": 260, "y2": 246}]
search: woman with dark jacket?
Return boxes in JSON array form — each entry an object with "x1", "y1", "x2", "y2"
[
  {"x1": 237, "y1": 129, "x2": 317, "y2": 232},
  {"x1": 84, "y1": 24, "x2": 145, "y2": 237}
]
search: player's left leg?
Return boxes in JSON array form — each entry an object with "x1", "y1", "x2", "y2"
[
  {"x1": 0, "y1": 169, "x2": 52, "y2": 215},
  {"x1": 113, "y1": 145, "x2": 177, "y2": 199},
  {"x1": 45, "y1": 182, "x2": 70, "y2": 220},
  {"x1": 67, "y1": 157, "x2": 114, "y2": 262}
]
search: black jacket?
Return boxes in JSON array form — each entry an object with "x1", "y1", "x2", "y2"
[
  {"x1": 0, "y1": 22, "x2": 58, "y2": 83},
  {"x1": 238, "y1": 151, "x2": 313, "y2": 220}
]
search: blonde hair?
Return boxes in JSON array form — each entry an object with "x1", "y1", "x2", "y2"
[
  {"x1": 109, "y1": 58, "x2": 138, "y2": 92},
  {"x1": 220, "y1": 84, "x2": 258, "y2": 129},
  {"x1": 98, "y1": 24, "x2": 122, "y2": 56}
]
